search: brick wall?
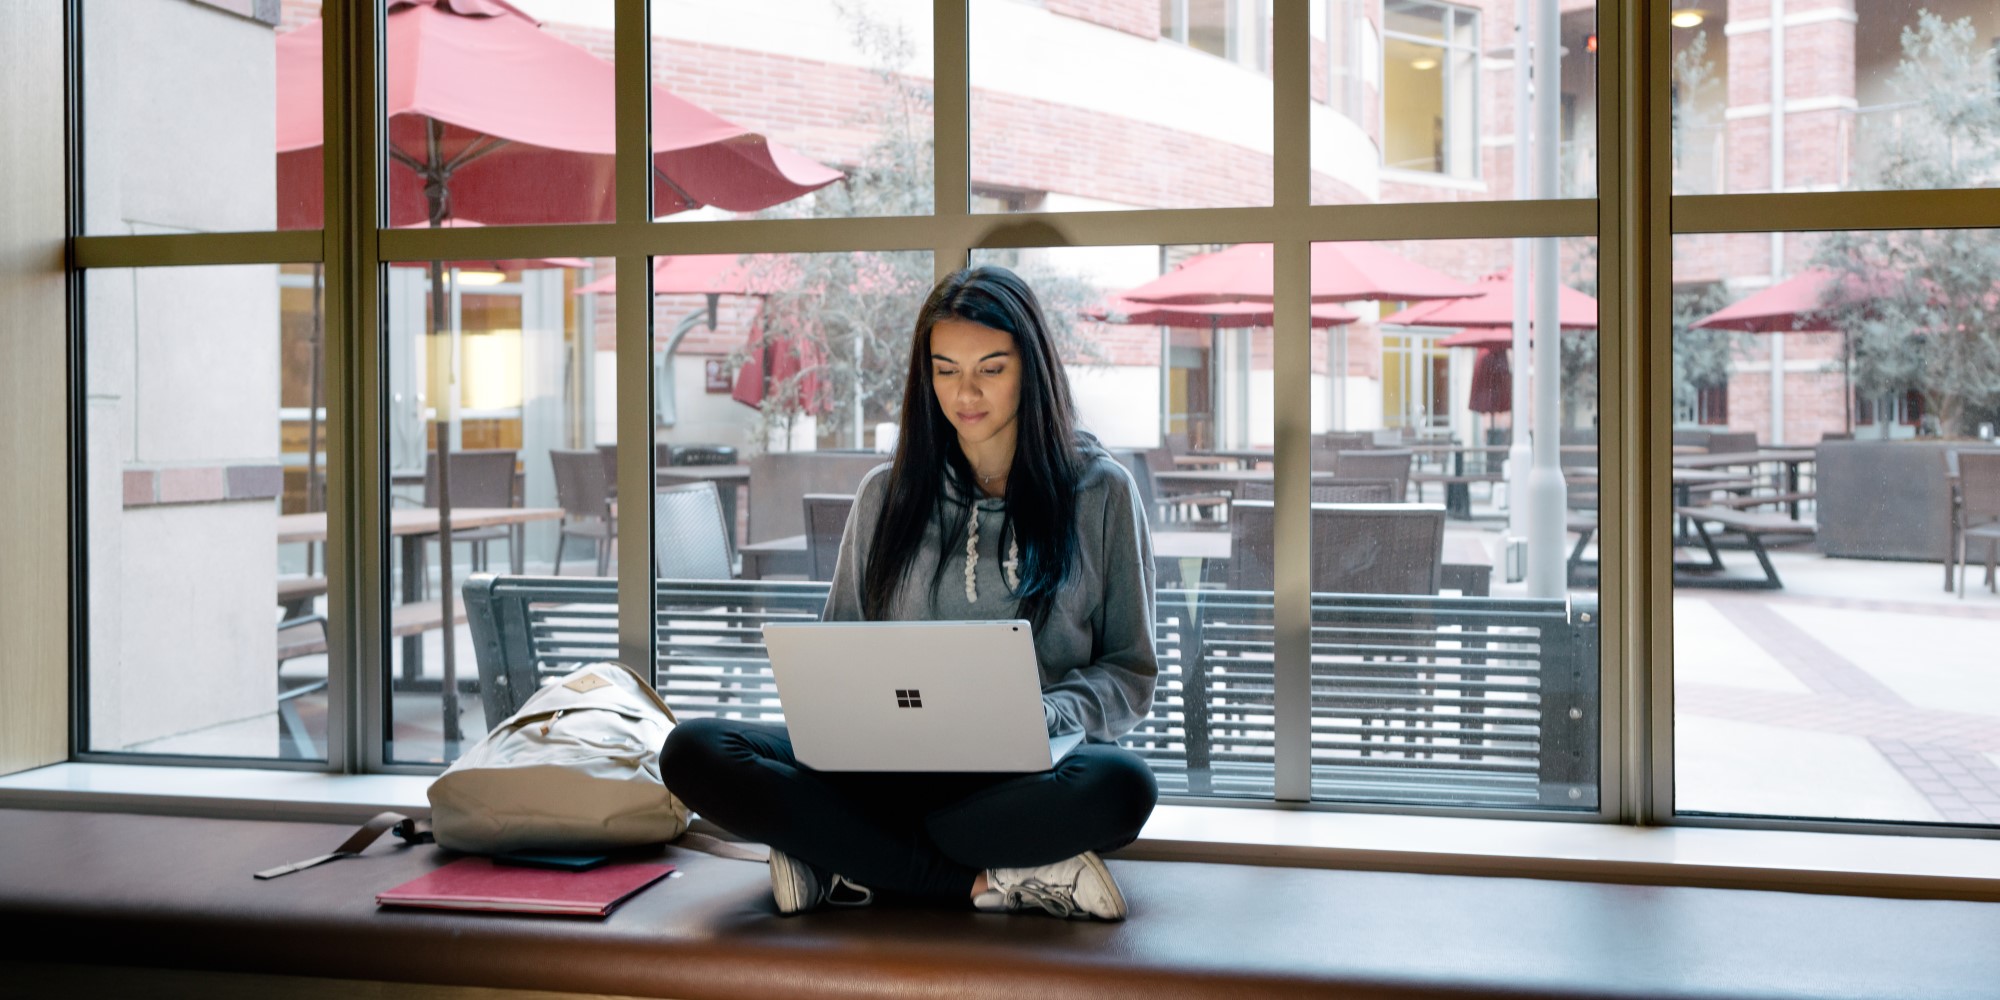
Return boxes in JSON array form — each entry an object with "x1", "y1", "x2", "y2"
[{"x1": 1047, "y1": 0, "x2": 1157, "y2": 40}]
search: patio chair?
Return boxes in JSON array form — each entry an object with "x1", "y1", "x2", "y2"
[
  {"x1": 550, "y1": 448, "x2": 617, "y2": 576},
  {"x1": 1955, "y1": 450, "x2": 2000, "y2": 597},
  {"x1": 1227, "y1": 499, "x2": 1445, "y2": 595},
  {"x1": 803, "y1": 493, "x2": 855, "y2": 582},
  {"x1": 1239, "y1": 479, "x2": 1397, "y2": 503},
  {"x1": 420, "y1": 448, "x2": 519, "y2": 573},
  {"x1": 654, "y1": 480, "x2": 734, "y2": 581},
  {"x1": 1331, "y1": 450, "x2": 1412, "y2": 501},
  {"x1": 1707, "y1": 430, "x2": 1760, "y2": 455},
  {"x1": 1323, "y1": 430, "x2": 1373, "y2": 453},
  {"x1": 1109, "y1": 449, "x2": 1163, "y2": 527}
]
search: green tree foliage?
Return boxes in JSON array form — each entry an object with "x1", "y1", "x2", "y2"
[
  {"x1": 736, "y1": 3, "x2": 1100, "y2": 450},
  {"x1": 1672, "y1": 283, "x2": 1740, "y2": 421},
  {"x1": 1810, "y1": 11, "x2": 2000, "y2": 436}
]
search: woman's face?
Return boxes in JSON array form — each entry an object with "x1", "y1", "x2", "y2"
[{"x1": 928, "y1": 318, "x2": 1022, "y2": 453}]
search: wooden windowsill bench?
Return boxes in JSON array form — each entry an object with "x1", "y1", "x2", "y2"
[{"x1": 4, "y1": 807, "x2": 2000, "y2": 999}]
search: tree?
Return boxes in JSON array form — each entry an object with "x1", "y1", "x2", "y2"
[
  {"x1": 1809, "y1": 11, "x2": 2000, "y2": 437},
  {"x1": 735, "y1": 3, "x2": 1101, "y2": 451},
  {"x1": 1671, "y1": 282, "x2": 1740, "y2": 422}
]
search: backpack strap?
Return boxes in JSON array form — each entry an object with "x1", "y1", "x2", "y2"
[
  {"x1": 673, "y1": 829, "x2": 768, "y2": 863},
  {"x1": 254, "y1": 811, "x2": 429, "y2": 880}
]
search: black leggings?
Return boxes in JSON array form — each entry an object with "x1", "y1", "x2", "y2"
[{"x1": 659, "y1": 717, "x2": 1159, "y2": 903}]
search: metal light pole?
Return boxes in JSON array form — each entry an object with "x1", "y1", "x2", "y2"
[{"x1": 1526, "y1": 0, "x2": 1568, "y2": 598}]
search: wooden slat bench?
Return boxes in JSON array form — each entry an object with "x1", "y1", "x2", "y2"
[{"x1": 466, "y1": 575, "x2": 1601, "y2": 810}]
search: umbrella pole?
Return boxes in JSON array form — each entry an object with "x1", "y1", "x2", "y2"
[
  {"x1": 1843, "y1": 330, "x2": 1854, "y2": 435},
  {"x1": 421, "y1": 118, "x2": 462, "y2": 749}
]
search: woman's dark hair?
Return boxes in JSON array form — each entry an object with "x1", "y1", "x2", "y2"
[{"x1": 863, "y1": 265, "x2": 1084, "y2": 629}]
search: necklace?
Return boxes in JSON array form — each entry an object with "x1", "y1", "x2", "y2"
[{"x1": 978, "y1": 471, "x2": 1002, "y2": 484}]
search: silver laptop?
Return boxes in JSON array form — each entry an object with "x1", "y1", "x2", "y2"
[{"x1": 762, "y1": 620, "x2": 1085, "y2": 772}]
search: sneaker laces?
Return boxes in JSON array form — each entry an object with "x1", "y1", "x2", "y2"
[{"x1": 1000, "y1": 876, "x2": 1081, "y2": 918}]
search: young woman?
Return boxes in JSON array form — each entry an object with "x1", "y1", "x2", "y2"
[{"x1": 660, "y1": 265, "x2": 1159, "y2": 921}]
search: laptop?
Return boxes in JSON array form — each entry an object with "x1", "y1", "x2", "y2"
[{"x1": 761, "y1": 620, "x2": 1086, "y2": 772}]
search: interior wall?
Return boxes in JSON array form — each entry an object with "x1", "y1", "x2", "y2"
[{"x1": 0, "y1": 1, "x2": 71, "y2": 775}]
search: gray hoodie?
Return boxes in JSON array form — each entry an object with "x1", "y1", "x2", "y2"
[{"x1": 821, "y1": 444, "x2": 1158, "y2": 744}]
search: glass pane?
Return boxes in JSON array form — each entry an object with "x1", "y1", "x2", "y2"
[
  {"x1": 82, "y1": 0, "x2": 317, "y2": 233},
  {"x1": 979, "y1": 245, "x2": 1281, "y2": 798},
  {"x1": 84, "y1": 265, "x2": 328, "y2": 759},
  {"x1": 971, "y1": 3, "x2": 1274, "y2": 213},
  {"x1": 1385, "y1": 0, "x2": 1446, "y2": 41},
  {"x1": 646, "y1": 249, "x2": 931, "y2": 742},
  {"x1": 1672, "y1": 229, "x2": 2000, "y2": 827},
  {"x1": 1309, "y1": 237, "x2": 1602, "y2": 811},
  {"x1": 651, "y1": 0, "x2": 932, "y2": 219},
  {"x1": 1671, "y1": 2, "x2": 2000, "y2": 196},
  {"x1": 384, "y1": 254, "x2": 612, "y2": 765},
  {"x1": 1316, "y1": 0, "x2": 1598, "y2": 202}
]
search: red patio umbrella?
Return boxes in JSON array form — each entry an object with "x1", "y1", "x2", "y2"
[
  {"x1": 1382, "y1": 269, "x2": 1599, "y2": 331},
  {"x1": 1119, "y1": 242, "x2": 1479, "y2": 305},
  {"x1": 1088, "y1": 297, "x2": 1360, "y2": 328},
  {"x1": 275, "y1": 0, "x2": 841, "y2": 747},
  {"x1": 1689, "y1": 268, "x2": 1905, "y2": 433},
  {"x1": 274, "y1": 0, "x2": 843, "y2": 228}
]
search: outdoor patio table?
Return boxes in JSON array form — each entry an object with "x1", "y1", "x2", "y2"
[
  {"x1": 276, "y1": 506, "x2": 563, "y2": 710},
  {"x1": 654, "y1": 464, "x2": 750, "y2": 552}
]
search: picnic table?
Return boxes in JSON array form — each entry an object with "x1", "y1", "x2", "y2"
[{"x1": 1672, "y1": 449, "x2": 1816, "y2": 520}]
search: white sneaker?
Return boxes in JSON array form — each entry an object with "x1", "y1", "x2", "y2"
[
  {"x1": 974, "y1": 851, "x2": 1127, "y2": 921},
  {"x1": 768, "y1": 848, "x2": 874, "y2": 915}
]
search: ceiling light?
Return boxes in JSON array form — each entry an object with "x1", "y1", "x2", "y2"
[
  {"x1": 452, "y1": 270, "x2": 508, "y2": 286},
  {"x1": 1670, "y1": 9, "x2": 1705, "y2": 28},
  {"x1": 1411, "y1": 57, "x2": 1439, "y2": 70}
]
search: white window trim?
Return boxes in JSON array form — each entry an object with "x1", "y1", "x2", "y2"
[
  {"x1": 3, "y1": 762, "x2": 1997, "y2": 899},
  {"x1": 1377, "y1": 0, "x2": 1481, "y2": 182}
]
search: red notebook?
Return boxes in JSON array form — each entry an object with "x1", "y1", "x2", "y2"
[{"x1": 376, "y1": 858, "x2": 674, "y2": 917}]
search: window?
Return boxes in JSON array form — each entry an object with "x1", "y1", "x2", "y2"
[
  {"x1": 1378, "y1": 0, "x2": 1478, "y2": 179},
  {"x1": 1161, "y1": 0, "x2": 1268, "y2": 72},
  {"x1": 47, "y1": 0, "x2": 2000, "y2": 845}
]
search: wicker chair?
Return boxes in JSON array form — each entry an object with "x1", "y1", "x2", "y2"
[
  {"x1": 550, "y1": 448, "x2": 617, "y2": 576},
  {"x1": 1329, "y1": 450, "x2": 1413, "y2": 502},
  {"x1": 803, "y1": 493, "x2": 855, "y2": 582},
  {"x1": 1227, "y1": 499, "x2": 1445, "y2": 595},
  {"x1": 654, "y1": 480, "x2": 734, "y2": 581},
  {"x1": 1239, "y1": 479, "x2": 1397, "y2": 504},
  {"x1": 1955, "y1": 450, "x2": 2000, "y2": 597},
  {"x1": 1323, "y1": 431, "x2": 1373, "y2": 453},
  {"x1": 1707, "y1": 430, "x2": 1760, "y2": 455},
  {"x1": 419, "y1": 449, "x2": 519, "y2": 573}
]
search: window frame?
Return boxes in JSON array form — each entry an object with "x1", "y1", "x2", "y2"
[{"x1": 54, "y1": 0, "x2": 2000, "y2": 844}]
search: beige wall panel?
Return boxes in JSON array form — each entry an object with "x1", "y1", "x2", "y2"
[{"x1": 0, "y1": 1, "x2": 71, "y2": 774}]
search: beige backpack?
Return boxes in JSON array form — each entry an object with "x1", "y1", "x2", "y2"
[{"x1": 428, "y1": 661, "x2": 689, "y2": 855}]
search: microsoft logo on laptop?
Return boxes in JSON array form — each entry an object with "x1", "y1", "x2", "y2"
[{"x1": 895, "y1": 689, "x2": 923, "y2": 709}]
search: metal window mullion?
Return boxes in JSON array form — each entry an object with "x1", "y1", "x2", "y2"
[
  {"x1": 329, "y1": 0, "x2": 387, "y2": 773},
  {"x1": 1635, "y1": 0, "x2": 1677, "y2": 825},
  {"x1": 933, "y1": 0, "x2": 970, "y2": 279},
  {"x1": 614, "y1": 0, "x2": 654, "y2": 677},
  {"x1": 1270, "y1": 0, "x2": 1312, "y2": 804}
]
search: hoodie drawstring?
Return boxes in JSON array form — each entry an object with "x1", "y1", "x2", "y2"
[{"x1": 964, "y1": 504, "x2": 1021, "y2": 604}]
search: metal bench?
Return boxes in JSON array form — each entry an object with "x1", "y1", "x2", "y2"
[{"x1": 465, "y1": 575, "x2": 1600, "y2": 810}]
